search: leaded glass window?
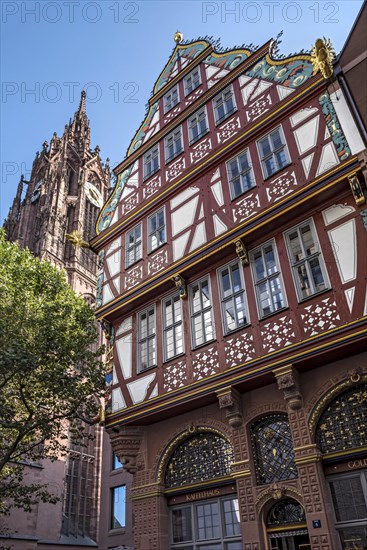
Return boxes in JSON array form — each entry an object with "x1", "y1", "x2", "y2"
[
  {"x1": 266, "y1": 499, "x2": 306, "y2": 527},
  {"x1": 165, "y1": 432, "x2": 234, "y2": 488},
  {"x1": 258, "y1": 126, "x2": 289, "y2": 178},
  {"x1": 218, "y1": 261, "x2": 248, "y2": 334},
  {"x1": 316, "y1": 384, "x2": 367, "y2": 454},
  {"x1": 226, "y1": 148, "x2": 255, "y2": 199},
  {"x1": 251, "y1": 414, "x2": 297, "y2": 485},
  {"x1": 189, "y1": 277, "x2": 214, "y2": 348}
]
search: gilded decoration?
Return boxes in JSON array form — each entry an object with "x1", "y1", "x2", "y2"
[
  {"x1": 311, "y1": 37, "x2": 335, "y2": 79},
  {"x1": 348, "y1": 172, "x2": 366, "y2": 205},
  {"x1": 157, "y1": 425, "x2": 231, "y2": 484},
  {"x1": 95, "y1": 250, "x2": 104, "y2": 309},
  {"x1": 255, "y1": 484, "x2": 304, "y2": 511},
  {"x1": 315, "y1": 383, "x2": 367, "y2": 454},
  {"x1": 266, "y1": 498, "x2": 306, "y2": 526},
  {"x1": 164, "y1": 431, "x2": 234, "y2": 489},
  {"x1": 319, "y1": 91, "x2": 351, "y2": 161},
  {"x1": 308, "y1": 370, "x2": 367, "y2": 436}
]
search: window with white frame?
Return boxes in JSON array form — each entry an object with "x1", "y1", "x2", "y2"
[
  {"x1": 285, "y1": 220, "x2": 329, "y2": 300},
  {"x1": 125, "y1": 223, "x2": 142, "y2": 267},
  {"x1": 143, "y1": 145, "x2": 159, "y2": 180},
  {"x1": 226, "y1": 149, "x2": 255, "y2": 199},
  {"x1": 138, "y1": 306, "x2": 156, "y2": 372},
  {"x1": 213, "y1": 85, "x2": 236, "y2": 124},
  {"x1": 258, "y1": 126, "x2": 289, "y2": 178},
  {"x1": 189, "y1": 277, "x2": 214, "y2": 348},
  {"x1": 250, "y1": 241, "x2": 286, "y2": 318},
  {"x1": 218, "y1": 261, "x2": 248, "y2": 334},
  {"x1": 162, "y1": 294, "x2": 184, "y2": 361},
  {"x1": 188, "y1": 107, "x2": 208, "y2": 145},
  {"x1": 327, "y1": 472, "x2": 367, "y2": 550},
  {"x1": 184, "y1": 67, "x2": 201, "y2": 96},
  {"x1": 164, "y1": 85, "x2": 179, "y2": 113},
  {"x1": 165, "y1": 127, "x2": 183, "y2": 163},
  {"x1": 148, "y1": 207, "x2": 166, "y2": 253}
]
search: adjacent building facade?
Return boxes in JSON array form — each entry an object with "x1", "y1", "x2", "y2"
[
  {"x1": 3, "y1": 93, "x2": 133, "y2": 550},
  {"x1": 92, "y1": 22, "x2": 367, "y2": 550}
]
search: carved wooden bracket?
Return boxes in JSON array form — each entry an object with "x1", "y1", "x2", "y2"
[
  {"x1": 348, "y1": 172, "x2": 366, "y2": 206},
  {"x1": 216, "y1": 387, "x2": 243, "y2": 428},
  {"x1": 273, "y1": 365, "x2": 303, "y2": 411},
  {"x1": 171, "y1": 274, "x2": 187, "y2": 298},
  {"x1": 234, "y1": 239, "x2": 249, "y2": 265},
  {"x1": 107, "y1": 425, "x2": 145, "y2": 474}
]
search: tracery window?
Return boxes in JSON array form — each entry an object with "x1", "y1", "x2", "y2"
[
  {"x1": 165, "y1": 432, "x2": 234, "y2": 488},
  {"x1": 316, "y1": 384, "x2": 367, "y2": 454},
  {"x1": 266, "y1": 499, "x2": 306, "y2": 527},
  {"x1": 251, "y1": 414, "x2": 297, "y2": 485}
]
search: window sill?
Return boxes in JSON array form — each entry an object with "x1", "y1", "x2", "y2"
[
  {"x1": 184, "y1": 83, "x2": 201, "y2": 97},
  {"x1": 189, "y1": 129, "x2": 209, "y2": 146},
  {"x1": 165, "y1": 151, "x2": 183, "y2": 165},
  {"x1": 230, "y1": 183, "x2": 257, "y2": 202},
  {"x1": 163, "y1": 351, "x2": 185, "y2": 364},
  {"x1": 297, "y1": 287, "x2": 331, "y2": 304},
  {"x1": 137, "y1": 364, "x2": 157, "y2": 375},
  {"x1": 164, "y1": 102, "x2": 179, "y2": 115},
  {"x1": 125, "y1": 258, "x2": 143, "y2": 270},
  {"x1": 147, "y1": 241, "x2": 167, "y2": 256},
  {"x1": 258, "y1": 306, "x2": 289, "y2": 322},
  {"x1": 262, "y1": 162, "x2": 292, "y2": 182},
  {"x1": 108, "y1": 528, "x2": 126, "y2": 536},
  {"x1": 215, "y1": 108, "x2": 238, "y2": 127},
  {"x1": 192, "y1": 338, "x2": 216, "y2": 352},
  {"x1": 223, "y1": 322, "x2": 251, "y2": 337},
  {"x1": 143, "y1": 168, "x2": 160, "y2": 182}
]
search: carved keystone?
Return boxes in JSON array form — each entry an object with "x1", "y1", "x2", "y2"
[
  {"x1": 273, "y1": 364, "x2": 303, "y2": 411},
  {"x1": 216, "y1": 387, "x2": 243, "y2": 428},
  {"x1": 107, "y1": 425, "x2": 145, "y2": 474}
]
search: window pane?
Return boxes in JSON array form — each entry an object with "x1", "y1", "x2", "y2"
[
  {"x1": 113, "y1": 454, "x2": 123, "y2": 470},
  {"x1": 111, "y1": 486, "x2": 126, "y2": 529},
  {"x1": 258, "y1": 282, "x2": 271, "y2": 316},
  {"x1": 192, "y1": 284, "x2": 201, "y2": 313},
  {"x1": 264, "y1": 245, "x2": 276, "y2": 275},
  {"x1": 330, "y1": 477, "x2": 367, "y2": 522},
  {"x1": 288, "y1": 231, "x2": 303, "y2": 262},
  {"x1": 224, "y1": 300, "x2": 236, "y2": 332},
  {"x1": 309, "y1": 257, "x2": 326, "y2": 291},
  {"x1": 231, "y1": 265, "x2": 242, "y2": 293},
  {"x1": 301, "y1": 224, "x2": 315, "y2": 255},
  {"x1": 203, "y1": 310, "x2": 213, "y2": 341},
  {"x1": 338, "y1": 526, "x2": 367, "y2": 549},
  {"x1": 221, "y1": 269, "x2": 231, "y2": 297},
  {"x1": 196, "y1": 502, "x2": 220, "y2": 539},
  {"x1": 172, "y1": 507, "x2": 192, "y2": 543},
  {"x1": 296, "y1": 264, "x2": 312, "y2": 298},
  {"x1": 223, "y1": 499, "x2": 241, "y2": 537},
  {"x1": 260, "y1": 136, "x2": 271, "y2": 157},
  {"x1": 193, "y1": 315, "x2": 204, "y2": 346},
  {"x1": 254, "y1": 251, "x2": 265, "y2": 281}
]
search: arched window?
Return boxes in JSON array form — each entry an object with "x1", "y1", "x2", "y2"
[
  {"x1": 266, "y1": 499, "x2": 306, "y2": 528},
  {"x1": 250, "y1": 414, "x2": 297, "y2": 485},
  {"x1": 165, "y1": 432, "x2": 234, "y2": 489},
  {"x1": 316, "y1": 384, "x2": 367, "y2": 454}
]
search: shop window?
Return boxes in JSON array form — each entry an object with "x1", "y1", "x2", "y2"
[
  {"x1": 328, "y1": 472, "x2": 367, "y2": 550},
  {"x1": 162, "y1": 293, "x2": 184, "y2": 361},
  {"x1": 218, "y1": 261, "x2": 248, "y2": 334},
  {"x1": 257, "y1": 126, "x2": 289, "y2": 178},
  {"x1": 250, "y1": 414, "x2": 297, "y2": 485},
  {"x1": 285, "y1": 219, "x2": 329, "y2": 300},
  {"x1": 316, "y1": 384, "x2": 367, "y2": 454},
  {"x1": 250, "y1": 240, "x2": 286, "y2": 317},
  {"x1": 226, "y1": 148, "x2": 255, "y2": 199},
  {"x1": 165, "y1": 432, "x2": 234, "y2": 489},
  {"x1": 111, "y1": 485, "x2": 126, "y2": 529}
]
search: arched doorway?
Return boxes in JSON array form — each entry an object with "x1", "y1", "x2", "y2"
[
  {"x1": 266, "y1": 499, "x2": 311, "y2": 550},
  {"x1": 163, "y1": 430, "x2": 243, "y2": 549}
]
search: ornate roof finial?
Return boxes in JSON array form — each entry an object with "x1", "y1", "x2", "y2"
[
  {"x1": 174, "y1": 31, "x2": 183, "y2": 44},
  {"x1": 311, "y1": 38, "x2": 335, "y2": 79},
  {"x1": 78, "y1": 90, "x2": 87, "y2": 113}
]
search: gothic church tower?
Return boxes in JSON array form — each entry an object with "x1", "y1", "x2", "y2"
[{"x1": 4, "y1": 90, "x2": 110, "y2": 298}]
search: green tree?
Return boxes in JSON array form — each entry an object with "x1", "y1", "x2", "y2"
[{"x1": 0, "y1": 230, "x2": 105, "y2": 515}]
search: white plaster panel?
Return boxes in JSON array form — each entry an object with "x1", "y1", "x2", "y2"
[
  {"x1": 112, "y1": 388, "x2": 126, "y2": 411},
  {"x1": 170, "y1": 186, "x2": 199, "y2": 210},
  {"x1": 117, "y1": 316, "x2": 133, "y2": 335},
  {"x1": 294, "y1": 116, "x2": 319, "y2": 154},
  {"x1": 189, "y1": 221, "x2": 206, "y2": 252},
  {"x1": 106, "y1": 240, "x2": 121, "y2": 277},
  {"x1": 344, "y1": 287, "x2": 355, "y2": 313},
  {"x1": 102, "y1": 283, "x2": 114, "y2": 304},
  {"x1": 330, "y1": 90, "x2": 364, "y2": 154},
  {"x1": 328, "y1": 219, "x2": 356, "y2": 283},
  {"x1": 277, "y1": 85, "x2": 294, "y2": 100},
  {"x1": 171, "y1": 196, "x2": 199, "y2": 236},
  {"x1": 111, "y1": 276, "x2": 120, "y2": 293},
  {"x1": 213, "y1": 215, "x2": 227, "y2": 236},
  {"x1": 173, "y1": 231, "x2": 190, "y2": 261},
  {"x1": 127, "y1": 373, "x2": 156, "y2": 404},
  {"x1": 239, "y1": 75, "x2": 252, "y2": 87},
  {"x1": 316, "y1": 142, "x2": 339, "y2": 176},
  {"x1": 301, "y1": 153, "x2": 314, "y2": 179},
  {"x1": 322, "y1": 204, "x2": 355, "y2": 225},
  {"x1": 211, "y1": 181, "x2": 224, "y2": 206},
  {"x1": 290, "y1": 107, "x2": 318, "y2": 127},
  {"x1": 112, "y1": 366, "x2": 118, "y2": 385},
  {"x1": 116, "y1": 336, "x2": 132, "y2": 380},
  {"x1": 211, "y1": 168, "x2": 221, "y2": 182}
]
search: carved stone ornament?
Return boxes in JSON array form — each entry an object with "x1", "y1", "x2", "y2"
[
  {"x1": 216, "y1": 387, "x2": 243, "y2": 428},
  {"x1": 273, "y1": 365, "x2": 303, "y2": 410},
  {"x1": 348, "y1": 172, "x2": 366, "y2": 206},
  {"x1": 107, "y1": 425, "x2": 145, "y2": 474},
  {"x1": 235, "y1": 239, "x2": 249, "y2": 265}
]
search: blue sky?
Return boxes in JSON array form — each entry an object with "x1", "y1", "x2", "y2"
[{"x1": 1, "y1": 0, "x2": 364, "y2": 222}]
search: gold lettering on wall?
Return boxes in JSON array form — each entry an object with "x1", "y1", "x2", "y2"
[
  {"x1": 347, "y1": 458, "x2": 367, "y2": 470},
  {"x1": 186, "y1": 489, "x2": 221, "y2": 502}
]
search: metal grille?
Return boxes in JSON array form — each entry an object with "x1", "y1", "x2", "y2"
[
  {"x1": 267, "y1": 499, "x2": 306, "y2": 527},
  {"x1": 316, "y1": 384, "x2": 367, "y2": 454},
  {"x1": 165, "y1": 432, "x2": 234, "y2": 488},
  {"x1": 251, "y1": 414, "x2": 297, "y2": 485}
]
